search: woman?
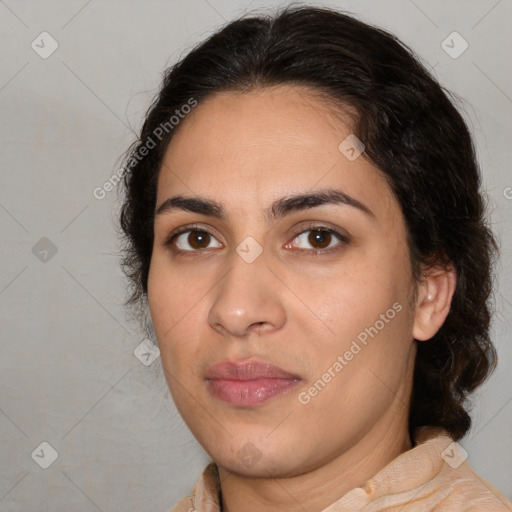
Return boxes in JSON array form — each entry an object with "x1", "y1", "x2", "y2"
[{"x1": 119, "y1": 5, "x2": 512, "y2": 511}]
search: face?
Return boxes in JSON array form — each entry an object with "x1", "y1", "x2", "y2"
[{"x1": 148, "y1": 85, "x2": 419, "y2": 478}]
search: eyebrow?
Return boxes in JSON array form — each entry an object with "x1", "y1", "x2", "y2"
[{"x1": 155, "y1": 188, "x2": 375, "y2": 223}]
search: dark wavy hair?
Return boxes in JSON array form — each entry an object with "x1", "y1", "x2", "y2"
[{"x1": 118, "y1": 4, "x2": 498, "y2": 440}]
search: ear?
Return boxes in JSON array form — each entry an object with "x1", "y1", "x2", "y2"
[{"x1": 413, "y1": 263, "x2": 457, "y2": 341}]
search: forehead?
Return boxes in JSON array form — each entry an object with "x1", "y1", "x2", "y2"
[
  {"x1": 165, "y1": 85, "x2": 352, "y2": 165},
  {"x1": 157, "y1": 84, "x2": 396, "y2": 223}
]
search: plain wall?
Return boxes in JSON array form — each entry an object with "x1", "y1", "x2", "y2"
[{"x1": 1, "y1": 0, "x2": 511, "y2": 510}]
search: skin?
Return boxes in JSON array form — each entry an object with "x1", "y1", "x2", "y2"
[{"x1": 147, "y1": 84, "x2": 456, "y2": 512}]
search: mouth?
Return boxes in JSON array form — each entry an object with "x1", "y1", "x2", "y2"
[{"x1": 205, "y1": 358, "x2": 302, "y2": 407}]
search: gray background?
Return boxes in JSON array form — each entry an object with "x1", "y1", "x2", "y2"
[{"x1": 0, "y1": 0, "x2": 511, "y2": 510}]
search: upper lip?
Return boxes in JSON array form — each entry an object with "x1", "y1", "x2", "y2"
[{"x1": 205, "y1": 358, "x2": 300, "y2": 381}]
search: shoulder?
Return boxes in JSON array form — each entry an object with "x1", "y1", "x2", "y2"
[
  {"x1": 385, "y1": 428, "x2": 512, "y2": 511},
  {"x1": 168, "y1": 496, "x2": 195, "y2": 512},
  {"x1": 437, "y1": 458, "x2": 512, "y2": 511}
]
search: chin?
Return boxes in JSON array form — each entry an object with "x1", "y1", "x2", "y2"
[{"x1": 206, "y1": 439, "x2": 313, "y2": 479}]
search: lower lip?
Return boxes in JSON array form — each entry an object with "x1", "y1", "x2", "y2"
[{"x1": 207, "y1": 378, "x2": 300, "y2": 406}]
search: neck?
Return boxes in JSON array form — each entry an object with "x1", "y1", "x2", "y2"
[{"x1": 218, "y1": 401, "x2": 413, "y2": 512}]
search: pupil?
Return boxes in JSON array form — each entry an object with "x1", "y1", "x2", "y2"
[
  {"x1": 189, "y1": 231, "x2": 209, "y2": 249},
  {"x1": 309, "y1": 229, "x2": 330, "y2": 249}
]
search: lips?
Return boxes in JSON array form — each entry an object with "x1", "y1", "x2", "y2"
[
  {"x1": 205, "y1": 358, "x2": 301, "y2": 406},
  {"x1": 205, "y1": 358, "x2": 300, "y2": 380}
]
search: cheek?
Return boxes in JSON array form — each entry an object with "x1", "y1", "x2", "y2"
[
  {"x1": 147, "y1": 254, "x2": 211, "y2": 382},
  {"x1": 298, "y1": 303, "x2": 414, "y2": 434},
  {"x1": 307, "y1": 261, "x2": 405, "y2": 342},
  {"x1": 148, "y1": 258, "x2": 188, "y2": 375},
  {"x1": 147, "y1": 253, "x2": 204, "y2": 336},
  {"x1": 147, "y1": 276, "x2": 198, "y2": 418},
  {"x1": 300, "y1": 248, "x2": 415, "y2": 399},
  {"x1": 309, "y1": 296, "x2": 412, "y2": 387}
]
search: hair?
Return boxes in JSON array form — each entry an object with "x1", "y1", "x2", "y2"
[{"x1": 118, "y1": 3, "x2": 498, "y2": 440}]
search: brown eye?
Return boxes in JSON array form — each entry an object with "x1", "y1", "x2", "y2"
[
  {"x1": 308, "y1": 229, "x2": 332, "y2": 249},
  {"x1": 170, "y1": 229, "x2": 222, "y2": 252},
  {"x1": 187, "y1": 230, "x2": 211, "y2": 249},
  {"x1": 289, "y1": 226, "x2": 347, "y2": 252}
]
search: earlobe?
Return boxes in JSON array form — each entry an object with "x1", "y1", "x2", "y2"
[{"x1": 412, "y1": 265, "x2": 457, "y2": 342}]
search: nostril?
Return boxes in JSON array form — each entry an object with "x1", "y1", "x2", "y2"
[{"x1": 251, "y1": 322, "x2": 267, "y2": 335}]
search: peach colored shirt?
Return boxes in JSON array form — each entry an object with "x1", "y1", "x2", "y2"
[{"x1": 169, "y1": 428, "x2": 512, "y2": 511}]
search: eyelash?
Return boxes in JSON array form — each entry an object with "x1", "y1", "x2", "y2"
[{"x1": 164, "y1": 222, "x2": 348, "y2": 256}]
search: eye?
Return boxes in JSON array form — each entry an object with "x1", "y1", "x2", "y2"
[
  {"x1": 167, "y1": 226, "x2": 222, "y2": 252},
  {"x1": 287, "y1": 225, "x2": 347, "y2": 253},
  {"x1": 164, "y1": 223, "x2": 348, "y2": 255}
]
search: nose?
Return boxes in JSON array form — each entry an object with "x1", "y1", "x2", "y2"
[{"x1": 207, "y1": 250, "x2": 287, "y2": 339}]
